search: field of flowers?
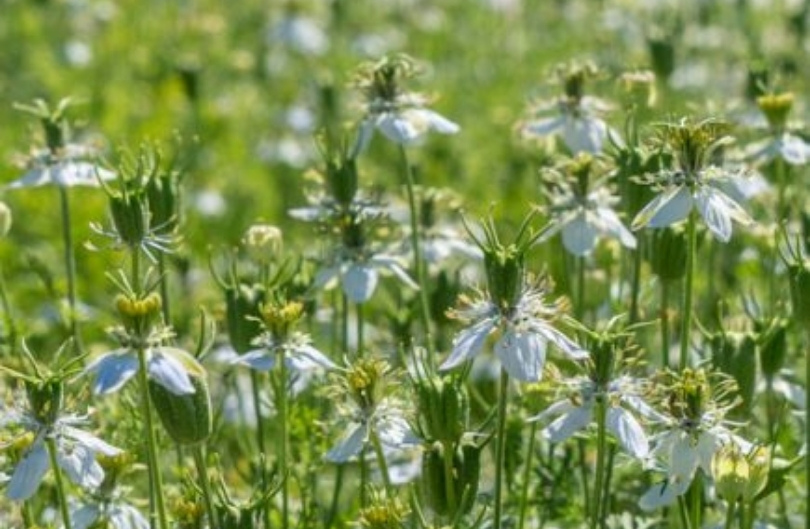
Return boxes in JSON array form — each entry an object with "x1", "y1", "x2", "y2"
[{"x1": 2, "y1": 1, "x2": 810, "y2": 528}]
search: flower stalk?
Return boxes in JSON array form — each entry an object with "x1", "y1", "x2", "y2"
[
  {"x1": 493, "y1": 368, "x2": 510, "y2": 529},
  {"x1": 680, "y1": 210, "x2": 697, "y2": 371},
  {"x1": 45, "y1": 437, "x2": 72, "y2": 529}
]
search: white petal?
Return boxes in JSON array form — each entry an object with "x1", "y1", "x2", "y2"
[
  {"x1": 62, "y1": 426, "x2": 121, "y2": 456},
  {"x1": 639, "y1": 477, "x2": 688, "y2": 511},
  {"x1": 632, "y1": 186, "x2": 693, "y2": 230},
  {"x1": 696, "y1": 431, "x2": 718, "y2": 475},
  {"x1": 376, "y1": 413, "x2": 417, "y2": 448},
  {"x1": 372, "y1": 255, "x2": 419, "y2": 290},
  {"x1": 495, "y1": 330, "x2": 546, "y2": 381},
  {"x1": 780, "y1": 134, "x2": 810, "y2": 165},
  {"x1": 314, "y1": 264, "x2": 342, "y2": 292},
  {"x1": 238, "y1": 350, "x2": 276, "y2": 371},
  {"x1": 440, "y1": 317, "x2": 498, "y2": 371},
  {"x1": 562, "y1": 116, "x2": 607, "y2": 154},
  {"x1": 288, "y1": 344, "x2": 336, "y2": 370},
  {"x1": 148, "y1": 351, "x2": 196, "y2": 395},
  {"x1": 7, "y1": 440, "x2": 49, "y2": 501},
  {"x1": 543, "y1": 405, "x2": 592, "y2": 443},
  {"x1": 561, "y1": 212, "x2": 598, "y2": 256},
  {"x1": 71, "y1": 504, "x2": 101, "y2": 529},
  {"x1": 343, "y1": 263, "x2": 378, "y2": 303},
  {"x1": 670, "y1": 432, "x2": 700, "y2": 480},
  {"x1": 523, "y1": 116, "x2": 564, "y2": 137},
  {"x1": 377, "y1": 113, "x2": 420, "y2": 144},
  {"x1": 527, "y1": 398, "x2": 577, "y2": 423},
  {"x1": 110, "y1": 504, "x2": 150, "y2": 529},
  {"x1": 5, "y1": 168, "x2": 52, "y2": 189},
  {"x1": 403, "y1": 108, "x2": 460, "y2": 136},
  {"x1": 607, "y1": 407, "x2": 649, "y2": 459},
  {"x1": 58, "y1": 443, "x2": 104, "y2": 489},
  {"x1": 325, "y1": 423, "x2": 367, "y2": 462},
  {"x1": 597, "y1": 207, "x2": 637, "y2": 249},
  {"x1": 353, "y1": 119, "x2": 376, "y2": 155},
  {"x1": 52, "y1": 162, "x2": 115, "y2": 187},
  {"x1": 85, "y1": 350, "x2": 139, "y2": 395},
  {"x1": 532, "y1": 324, "x2": 588, "y2": 360},
  {"x1": 695, "y1": 186, "x2": 752, "y2": 242}
]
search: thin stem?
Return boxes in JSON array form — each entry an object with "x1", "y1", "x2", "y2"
[
  {"x1": 724, "y1": 500, "x2": 737, "y2": 529},
  {"x1": 370, "y1": 429, "x2": 393, "y2": 493},
  {"x1": 21, "y1": 501, "x2": 34, "y2": 529},
  {"x1": 157, "y1": 252, "x2": 171, "y2": 326},
  {"x1": 577, "y1": 440, "x2": 591, "y2": 516},
  {"x1": 517, "y1": 421, "x2": 538, "y2": 529},
  {"x1": 250, "y1": 371, "x2": 267, "y2": 454},
  {"x1": 680, "y1": 211, "x2": 697, "y2": 371},
  {"x1": 592, "y1": 397, "x2": 608, "y2": 529},
  {"x1": 45, "y1": 438, "x2": 72, "y2": 529},
  {"x1": 806, "y1": 328, "x2": 810, "y2": 529},
  {"x1": 398, "y1": 145, "x2": 434, "y2": 360},
  {"x1": 493, "y1": 368, "x2": 510, "y2": 529},
  {"x1": 193, "y1": 446, "x2": 218, "y2": 529},
  {"x1": 576, "y1": 256, "x2": 586, "y2": 322},
  {"x1": 441, "y1": 440, "x2": 458, "y2": 520},
  {"x1": 0, "y1": 262, "x2": 17, "y2": 355},
  {"x1": 356, "y1": 302, "x2": 365, "y2": 358},
  {"x1": 137, "y1": 347, "x2": 170, "y2": 529},
  {"x1": 677, "y1": 496, "x2": 693, "y2": 529},
  {"x1": 689, "y1": 475, "x2": 703, "y2": 529},
  {"x1": 629, "y1": 238, "x2": 643, "y2": 324},
  {"x1": 326, "y1": 465, "x2": 344, "y2": 529},
  {"x1": 359, "y1": 445, "x2": 368, "y2": 508},
  {"x1": 276, "y1": 347, "x2": 289, "y2": 529},
  {"x1": 661, "y1": 279, "x2": 671, "y2": 368},
  {"x1": 58, "y1": 186, "x2": 82, "y2": 351}
]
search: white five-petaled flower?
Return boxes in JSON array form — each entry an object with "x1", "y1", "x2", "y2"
[
  {"x1": 3, "y1": 412, "x2": 121, "y2": 501},
  {"x1": 631, "y1": 167, "x2": 754, "y2": 243},
  {"x1": 67, "y1": 496, "x2": 149, "y2": 529},
  {"x1": 529, "y1": 375, "x2": 656, "y2": 459},
  {"x1": 235, "y1": 331, "x2": 336, "y2": 373},
  {"x1": 439, "y1": 286, "x2": 588, "y2": 382},
  {"x1": 314, "y1": 251, "x2": 418, "y2": 304},
  {"x1": 639, "y1": 418, "x2": 751, "y2": 511},
  {"x1": 6, "y1": 144, "x2": 115, "y2": 189},
  {"x1": 539, "y1": 184, "x2": 636, "y2": 256},
  {"x1": 85, "y1": 346, "x2": 204, "y2": 396},
  {"x1": 355, "y1": 92, "x2": 460, "y2": 153},
  {"x1": 325, "y1": 399, "x2": 419, "y2": 463},
  {"x1": 522, "y1": 97, "x2": 620, "y2": 154},
  {"x1": 744, "y1": 132, "x2": 810, "y2": 166}
]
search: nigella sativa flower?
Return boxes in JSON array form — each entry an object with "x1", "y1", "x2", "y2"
[
  {"x1": 68, "y1": 497, "x2": 149, "y2": 529},
  {"x1": 520, "y1": 62, "x2": 619, "y2": 154},
  {"x1": 537, "y1": 155, "x2": 636, "y2": 256},
  {"x1": 632, "y1": 118, "x2": 754, "y2": 243},
  {"x1": 639, "y1": 368, "x2": 751, "y2": 511},
  {"x1": 352, "y1": 54, "x2": 459, "y2": 153},
  {"x1": 7, "y1": 143, "x2": 115, "y2": 190},
  {"x1": 743, "y1": 92, "x2": 810, "y2": 166},
  {"x1": 529, "y1": 375, "x2": 653, "y2": 459},
  {"x1": 3, "y1": 408, "x2": 121, "y2": 501}
]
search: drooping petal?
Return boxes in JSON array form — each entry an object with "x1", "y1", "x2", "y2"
[
  {"x1": 237, "y1": 349, "x2": 276, "y2": 371},
  {"x1": 562, "y1": 116, "x2": 607, "y2": 154},
  {"x1": 148, "y1": 350, "x2": 195, "y2": 395},
  {"x1": 694, "y1": 186, "x2": 733, "y2": 242},
  {"x1": 313, "y1": 264, "x2": 342, "y2": 292},
  {"x1": 404, "y1": 108, "x2": 460, "y2": 136},
  {"x1": 696, "y1": 431, "x2": 718, "y2": 475},
  {"x1": 543, "y1": 404, "x2": 592, "y2": 443},
  {"x1": 596, "y1": 207, "x2": 637, "y2": 249},
  {"x1": 669, "y1": 432, "x2": 700, "y2": 481},
  {"x1": 440, "y1": 316, "x2": 498, "y2": 371},
  {"x1": 527, "y1": 397, "x2": 577, "y2": 424},
  {"x1": 7, "y1": 439, "x2": 49, "y2": 501},
  {"x1": 531, "y1": 324, "x2": 589, "y2": 360},
  {"x1": 288, "y1": 343, "x2": 336, "y2": 370},
  {"x1": 85, "y1": 350, "x2": 139, "y2": 395},
  {"x1": 523, "y1": 116, "x2": 564, "y2": 137},
  {"x1": 607, "y1": 407, "x2": 649, "y2": 459},
  {"x1": 58, "y1": 443, "x2": 104, "y2": 489},
  {"x1": 61, "y1": 426, "x2": 122, "y2": 456},
  {"x1": 343, "y1": 263, "x2": 378, "y2": 303},
  {"x1": 561, "y1": 212, "x2": 598, "y2": 256},
  {"x1": 325, "y1": 423, "x2": 367, "y2": 462},
  {"x1": 377, "y1": 113, "x2": 420, "y2": 144},
  {"x1": 372, "y1": 255, "x2": 419, "y2": 290},
  {"x1": 639, "y1": 476, "x2": 690, "y2": 511},
  {"x1": 51, "y1": 162, "x2": 115, "y2": 187},
  {"x1": 111, "y1": 503, "x2": 151, "y2": 529},
  {"x1": 632, "y1": 186, "x2": 693, "y2": 230},
  {"x1": 495, "y1": 330, "x2": 546, "y2": 381},
  {"x1": 376, "y1": 411, "x2": 419, "y2": 448},
  {"x1": 352, "y1": 118, "x2": 377, "y2": 156},
  {"x1": 71, "y1": 504, "x2": 101, "y2": 529}
]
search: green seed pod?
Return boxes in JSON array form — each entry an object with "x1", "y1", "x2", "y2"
[
  {"x1": 149, "y1": 371, "x2": 212, "y2": 445},
  {"x1": 788, "y1": 262, "x2": 810, "y2": 324},
  {"x1": 415, "y1": 375, "x2": 468, "y2": 444},
  {"x1": 709, "y1": 332, "x2": 756, "y2": 414},
  {"x1": 647, "y1": 227, "x2": 687, "y2": 282},
  {"x1": 485, "y1": 248, "x2": 524, "y2": 311},
  {"x1": 109, "y1": 191, "x2": 149, "y2": 248},
  {"x1": 146, "y1": 171, "x2": 181, "y2": 235},
  {"x1": 25, "y1": 379, "x2": 64, "y2": 426},
  {"x1": 225, "y1": 284, "x2": 264, "y2": 354},
  {"x1": 328, "y1": 155, "x2": 358, "y2": 208},
  {"x1": 647, "y1": 33, "x2": 675, "y2": 82},
  {"x1": 419, "y1": 441, "x2": 481, "y2": 519},
  {"x1": 756, "y1": 317, "x2": 788, "y2": 381}
]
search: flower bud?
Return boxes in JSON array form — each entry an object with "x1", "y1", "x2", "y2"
[
  {"x1": 709, "y1": 332, "x2": 756, "y2": 414},
  {"x1": 647, "y1": 33, "x2": 675, "y2": 82},
  {"x1": 146, "y1": 171, "x2": 181, "y2": 235},
  {"x1": 619, "y1": 70, "x2": 657, "y2": 109},
  {"x1": 757, "y1": 92, "x2": 794, "y2": 132},
  {"x1": 743, "y1": 445, "x2": 770, "y2": 501},
  {"x1": 712, "y1": 443, "x2": 749, "y2": 502},
  {"x1": 420, "y1": 441, "x2": 481, "y2": 518},
  {"x1": 0, "y1": 201, "x2": 11, "y2": 238},
  {"x1": 242, "y1": 224, "x2": 282, "y2": 264},
  {"x1": 647, "y1": 227, "x2": 687, "y2": 282},
  {"x1": 115, "y1": 292, "x2": 163, "y2": 331},
  {"x1": 149, "y1": 368, "x2": 212, "y2": 445},
  {"x1": 415, "y1": 375, "x2": 468, "y2": 444},
  {"x1": 25, "y1": 379, "x2": 64, "y2": 426},
  {"x1": 225, "y1": 284, "x2": 264, "y2": 354},
  {"x1": 109, "y1": 191, "x2": 149, "y2": 248},
  {"x1": 327, "y1": 155, "x2": 358, "y2": 207},
  {"x1": 755, "y1": 316, "x2": 789, "y2": 381},
  {"x1": 484, "y1": 247, "x2": 524, "y2": 311}
]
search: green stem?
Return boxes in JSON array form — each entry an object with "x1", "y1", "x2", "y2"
[
  {"x1": 661, "y1": 279, "x2": 671, "y2": 368},
  {"x1": 592, "y1": 397, "x2": 608, "y2": 528},
  {"x1": 680, "y1": 211, "x2": 697, "y2": 371},
  {"x1": 276, "y1": 347, "x2": 289, "y2": 529},
  {"x1": 193, "y1": 446, "x2": 218, "y2": 529},
  {"x1": 493, "y1": 368, "x2": 509, "y2": 529},
  {"x1": 21, "y1": 501, "x2": 34, "y2": 529},
  {"x1": 357, "y1": 302, "x2": 364, "y2": 358},
  {"x1": 806, "y1": 329, "x2": 810, "y2": 529},
  {"x1": 398, "y1": 145, "x2": 434, "y2": 360},
  {"x1": 576, "y1": 256, "x2": 586, "y2": 322},
  {"x1": 0, "y1": 262, "x2": 17, "y2": 356},
  {"x1": 45, "y1": 438, "x2": 72, "y2": 529},
  {"x1": 326, "y1": 465, "x2": 344, "y2": 529},
  {"x1": 440, "y1": 440, "x2": 458, "y2": 520},
  {"x1": 370, "y1": 430, "x2": 393, "y2": 494},
  {"x1": 517, "y1": 421, "x2": 538, "y2": 529},
  {"x1": 157, "y1": 252, "x2": 171, "y2": 325},
  {"x1": 360, "y1": 445, "x2": 368, "y2": 508},
  {"x1": 629, "y1": 237, "x2": 643, "y2": 324},
  {"x1": 577, "y1": 439, "x2": 591, "y2": 516},
  {"x1": 724, "y1": 500, "x2": 736, "y2": 529},
  {"x1": 250, "y1": 371, "x2": 267, "y2": 454},
  {"x1": 677, "y1": 496, "x2": 693, "y2": 529},
  {"x1": 58, "y1": 185, "x2": 82, "y2": 352},
  {"x1": 689, "y1": 475, "x2": 703, "y2": 529},
  {"x1": 137, "y1": 347, "x2": 170, "y2": 529}
]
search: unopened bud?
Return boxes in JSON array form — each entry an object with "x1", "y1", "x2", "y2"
[
  {"x1": 619, "y1": 70, "x2": 657, "y2": 109},
  {"x1": 109, "y1": 192, "x2": 149, "y2": 248},
  {"x1": 757, "y1": 92, "x2": 794, "y2": 131},
  {"x1": 225, "y1": 284, "x2": 264, "y2": 354},
  {"x1": 149, "y1": 369, "x2": 212, "y2": 445},
  {"x1": 25, "y1": 379, "x2": 64, "y2": 426},
  {"x1": 242, "y1": 224, "x2": 282, "y2": 264},
  {"x1": 415, "y1": 375, "x2": 468, "y2": 444},
  {"x1": 712, "y1": 443, "x2": 749, "y2": 502}
]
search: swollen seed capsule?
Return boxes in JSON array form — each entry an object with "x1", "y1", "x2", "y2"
[{"x1": 149, "y1": 370, "x2": 212, "y2": 445}]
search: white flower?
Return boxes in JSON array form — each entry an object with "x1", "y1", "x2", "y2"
[
  {"x1": 235, "y1": 331, "x2": 336, "y2": 372},
  {"x1": 5, "y1": 413, "x2": 121, "y2": 501},
  {"x1": 529, "y1": 375, "x2": 654, "y2": 459},
  {"x1": 314, "y1": 252, "x2": 418, "y2": 304},
  {"x1": 85, "y1": 346, "x2": 204, "y2": 396},
  {"x1": 6, "y1": 144, "x2": 115, "y2": 189},
  {"x1": 356, "y1": 92, "x2": 460, "y2": 152},
  {"x1": 68, "y1": 499, "x2": 149, "y2": 529},
  {"x1": 439, "y1": 285, "x2": 587, "y2": 382},
  {"x1": 632, "y1": 167, "x2": 754, "y2": 243},
  {"x1": 744, "y1": 132, "x2": 810, "y2": 166},
  {"x1": 522, "y1": 97, "x2": 620, "y2": 154},
  {"x1": 539, "y1": 184, "x2": 636, "y2": 256},
  {"x1": 325, "y1": 400, "x2": 419, "y2": 463}
]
